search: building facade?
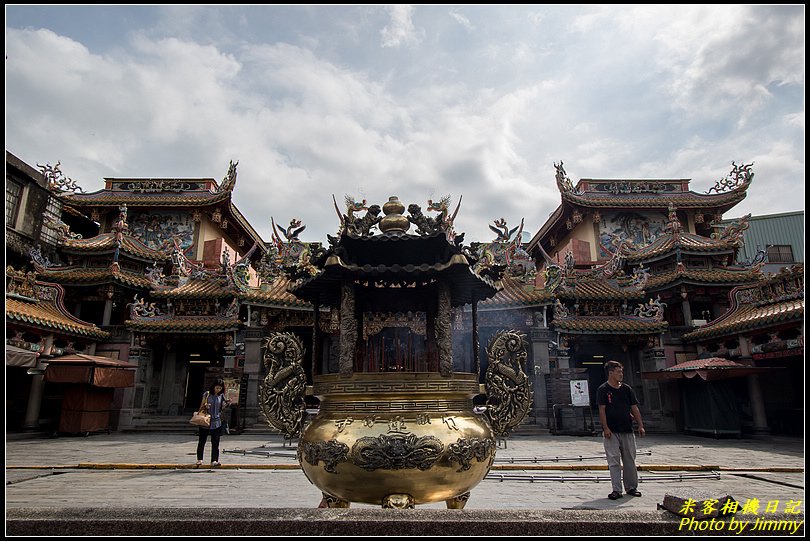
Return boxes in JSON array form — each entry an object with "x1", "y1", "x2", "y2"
[{"x1": 6, "y1": 152, "x2": 803, "y2": 435}]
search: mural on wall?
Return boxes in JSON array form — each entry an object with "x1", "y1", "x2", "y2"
[
  {"x1": 130, "y1": 211, "x2": 195, "y2": 252},
  {"x1": 598, "y1": 211, "x2": 667, "y2": 257}
]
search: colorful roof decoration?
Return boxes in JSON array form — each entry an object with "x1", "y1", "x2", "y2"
[
  {"x1": 683, "y1": 264, "x2": 804, "y2": 342},
  {"x1": 554, "y1": 161, "x2": 753, "y2": 210},
  {"x1": 527, "y1": 162, "x2": 754, "y2": 254},
  {"x1": 62, "y1": 233, "x2": 170, "y2": 262},
  {"x1": 58, "y1": 161, "x2": 266, "y2": 253},
  {"x1": 645, "y1": 268, "x2": 764, "y2": 290},
  {"x1": 6, "y1": 268, "x2": 110, "y2": 340},
  {"x1": 125, "y1": 316, "x2": 241, "y2": 333},
  {"x1": 479, "y1": 275, "x2": 552, "y2": 310},
  {"x1": 32, "y1": 265, "x2": 153, "y2": 289},
  {"x1": 552, "y1": 315, "x2": 668, "y2": 335},
  {"x1": 240, "y1": 276, "x2": 312, "y2": 309}
]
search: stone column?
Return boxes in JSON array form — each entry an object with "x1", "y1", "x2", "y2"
[
  {"x1": 243, "y1": 327, "x2": 264, "y2": 426},
  {"x1": 529, "y1": 316, "x2": 554, "y2": 429},
  {"x1": 102, "y1": 298, "x2": 114, "y2": 327},
  {"x1": 23, "y1": 335, "x2": 53, "y2": 430}
]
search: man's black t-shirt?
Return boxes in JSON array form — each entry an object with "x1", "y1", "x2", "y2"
[{"x1": 596, "y1": 382, "x2": 639, "y2": 433}]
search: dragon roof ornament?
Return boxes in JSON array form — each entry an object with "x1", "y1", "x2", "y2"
[
  {"x1": 554, "y1": 161, "x2": 583, "y2": 196},
  {"x1": 218, "y1": 160, "x2": 239, "y2": 193},
  {"x1": 472, "y1": 218, "x2": 535, "y2": 283},
  {"x1": 711, "y1": 213, "x2": 751, "y2": 246},
  {"x1": 37, "y1": 161, "x2": 84, "y2": 194},
  {"x1": 264, "y1": 217, "x2": 323, "y2": 283},
  {"x1": 706, "y1": 162, "x2": 754, "y2": 194}
]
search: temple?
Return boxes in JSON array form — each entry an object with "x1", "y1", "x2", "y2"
[{"x1": 6, "y1": 151, "x2": 803, "y2": 436}]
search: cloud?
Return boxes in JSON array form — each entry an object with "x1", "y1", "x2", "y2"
[
  {"x1": 449, "y1": 11, "x2": 475, "y2": 31},
  {"x1": 5, "y1": 7, "x2": 804, "y2": 248},
  {"x1": 380, "y1": 5, "x2": 421, "y2": 48}
]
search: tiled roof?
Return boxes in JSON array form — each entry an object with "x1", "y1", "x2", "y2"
[
  {"x1": 62, "y1": 234, "x2": 170, "y2": 261},
  {"x1": 683, "y1": 265, "x2": 803, "y2": 341},
  {"x1": 663, "y1": 358, "x2": 751, "y2": 371},
  {"x1": 683, "y1": 298, "x2": 803, "y2": 341},
  {"x1": 560, "y1": 190, "x2": 747, "y2": 209},
  {"x1": 553, "y1": 316, "x2": 668, "y2": 334},
  {"x1": 558, "y1": 276, "x2": 643, "y2": 300},
  {"x1": 125, "y1": 316, "x2": 241, "y2": 333},
  {"x1": 645, "y1": 268, "x2": 763, "y2": 290},
  {"x1": 61, "y1": 190, "x2": 231, "y2": 207},
  {"x1": 35, "y1": 266, "x2": 152, "y2": 289},
  {"x1": 480, "y1": 276, "x2": 552, "y2": 309},
  {"x1": 151, "y1": 279, "x2": 235, "y2": 299},
  {"x1": 240, "y1": 276, "x2": 312, "y2": 308},
  {"x1": 6, "y1": 295, "x2": 110, "y2": 339},
  {"x1": 623, "y1": 233, "x2": 735, "y2": 263}
]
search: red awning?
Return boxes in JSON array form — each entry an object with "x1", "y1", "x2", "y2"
[
  {"x1": 642, "y1": 357, "x2": 778, "y2": 381},
  {"x1": 6, "y1": 345, "x2": 39, "y2": 368},
  {"x1": 44, "y1": 353, "x2": 137, "y2": 388}
]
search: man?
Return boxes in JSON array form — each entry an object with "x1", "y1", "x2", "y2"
[{"x1": 597, "y1": 360, "x2": 645, "y2": 500}]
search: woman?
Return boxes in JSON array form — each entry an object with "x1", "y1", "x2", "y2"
[{"x1": 196, "y1": 378, "x2": 231, "y2": 467}]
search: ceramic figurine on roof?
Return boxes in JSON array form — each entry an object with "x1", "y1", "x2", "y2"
[
  {"x1": 37, "y1": 161, "x2": 83, "y2": 193},
  {"x1": 259, "y1": 194, "x2": 533, "y2": 510},
  {"x1": 472, "y1": 218, "x2": 534, "y2": 282},
  {"x1": 270, "y1": 217, "x2": 321, "y2": 281}
]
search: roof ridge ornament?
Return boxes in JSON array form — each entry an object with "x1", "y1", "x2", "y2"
[
  {"x1": 706, "y1": 161, "x2": 754, "y2": 194},
  {"x1": 37, "y1": 161, "x2": 84, "y2": 193},
  {"x1": 219, "y1": 160, "x2": 238, "y2": 193},
  {"x1": 554, "y1": 161, "x2": 583, "y2": 196}
]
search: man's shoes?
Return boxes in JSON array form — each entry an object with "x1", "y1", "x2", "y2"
[
  {"x1": 626, "y1": 489, "x2": 642, "y2": 497},
  {"x1": 195, "y1": 460, "x2": 203, "y2": 466},
  {"x1": 210, "y1": 461, "x2": 221, "y2": 468},
  {"x1": 608, "y1": 491, "x2": 623, "y2": 500}
]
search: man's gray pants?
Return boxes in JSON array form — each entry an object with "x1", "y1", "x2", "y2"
[{"x1": 603, "y1": 431, "x2": 638, "y2": 494}]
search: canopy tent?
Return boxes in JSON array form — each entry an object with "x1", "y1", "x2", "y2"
[
  {"x1": 643, "y1": 358, "x2": 781, "y2": 438},
  {"x1": 43, "y1": 354, "x2": 137, "y2": 435},
  {"x1": 642, "y1": 357, "x2": 774, "y2": 382},
  {"x1": 6, "y1": 345, "x2": 38, "y2": 368}
]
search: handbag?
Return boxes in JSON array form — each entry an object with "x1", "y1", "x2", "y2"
[
  {"x1": 189, "y1": 392, "x2": 211, "y2": 428},
  {"x1": 190, "y1": 411, "x2": 211, "y2": 428}
]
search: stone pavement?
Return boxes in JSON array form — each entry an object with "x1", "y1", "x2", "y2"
[{"x1": 6, "y1": 431, "x2": 803, "y2": 516}]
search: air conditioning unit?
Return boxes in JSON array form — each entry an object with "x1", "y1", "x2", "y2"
[{"x1": 691, "y1": 319, "x2": 708, "y2": 327}]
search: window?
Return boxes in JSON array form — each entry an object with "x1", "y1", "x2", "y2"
[
  {"x1": 767, "y1": 245, "x2": 794, "y2": 264},
  {"x1": 6, "y1": 180, "x2": 23, "y2": 226},
  {"x1": 39, "y1": 195, "x2": 63, "y2": 246}
]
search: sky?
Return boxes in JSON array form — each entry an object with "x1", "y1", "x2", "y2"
[{"x1": 5, "y1": 5, "x2": 805, "y2": 245}]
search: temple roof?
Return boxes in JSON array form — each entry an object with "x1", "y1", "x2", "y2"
[
  {"x1": 622, "y1": 232, "x2": 736, "y2": 263},
  {"x1": 240, "y1": 277, "x2": 312, "y2": 309},
  {"x1": 557, "y1": 274, "x2": 645, "y2": 300},
  {"x1": 683, "y1": 265, "x2": 804, "y2": 342},
  {"x1": 479, "y1": 275, "x2": 552, "y2": 310},
  {"x1": 6, "y1": 281, "x2": 110, "y2": 340},
  {"x1": 150, "y1": 279, "x2": 235, "y2": 299},
  {"x1": 33, "y1": 265, "x2": 153, "y2": 289},
  {"x1": 528, "y1": 162, "x2": 754, "y2": 255},
  {"x1": 61, "y1": 184, "x2": 231, "y2": 207},
  {"x1": 553, "y1": 315, "x2": 668, "y2": 335},
  {"x1": 62, "y1": 233, "x2": 170, "y2": 262},
  {"x1": 125, "y1": 316, "x2": 241, "y2": 333},
  {"x1": 292, "y1": 232, "x2": 499, "y2": 308},
  {"x1": 644, "y1": 268, "x2": 763, "y2": 290}
]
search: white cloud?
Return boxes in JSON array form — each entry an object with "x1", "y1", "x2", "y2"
[
  {"x1": 5, "y1": 6, "x2": 804, "y2": 246},
  {"x1": 449, "y1": 11, "x2": 475, "y2": 31},
  {"x1": 380, "y1": 5, "x2": 421, "y2": 48}
]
